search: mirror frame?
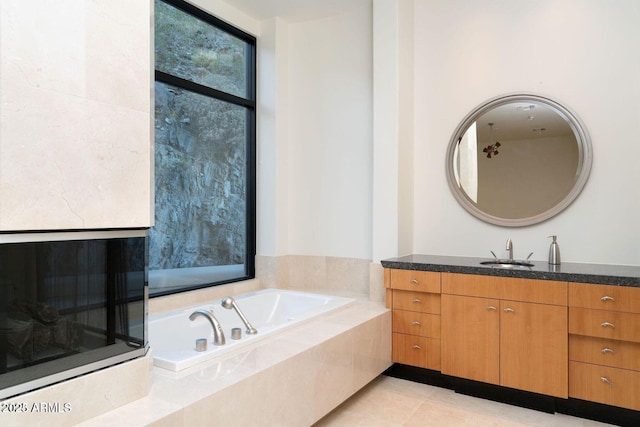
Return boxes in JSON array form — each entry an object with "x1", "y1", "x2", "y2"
[{"x1": 445, "y1": 93, "x2": 592, "y2": 227}]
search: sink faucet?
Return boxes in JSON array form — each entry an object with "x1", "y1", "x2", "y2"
[
  {"x1": 189, "y1": 309, "x2": 225, "y2": 345},
  {"x1": 506, "y1": 238, "x2": 513, "y2": 261}
]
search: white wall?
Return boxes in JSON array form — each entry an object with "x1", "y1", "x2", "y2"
[
  {"x1": 207, "y1": 0, "x2": 640, "y2": 267},
  {"x1": 406, "y1": 0, "x2": 640, "y2": 265},
  {"x1": 285, "y1": 4, "x2": 373, "y2": 259},
  {"x1": 200, "y1": 1, "x2": 373, "y2": 261}
]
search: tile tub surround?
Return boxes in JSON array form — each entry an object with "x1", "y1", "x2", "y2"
[
  {"x1": 381, "y1": 254, "x2": 640, "y2": 287},
  {"x1": 256, "y1": 255, "x2": 372, "y2": 296},
  {"x1": 77, "y1": 298, "x2": 391, "y2": 426}
]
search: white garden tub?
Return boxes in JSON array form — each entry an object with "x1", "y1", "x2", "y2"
[{"x1": 148, "y1": 289, "x2": 355, "y2": 371}]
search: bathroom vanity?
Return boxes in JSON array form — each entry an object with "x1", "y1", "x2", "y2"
[{"x1": 382, "y1": 255, "x2": 640, "y2": 426}]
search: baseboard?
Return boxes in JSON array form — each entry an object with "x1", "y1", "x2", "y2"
[{"x1": 384, "y1": 364, "x2": 639, "y2": 427}]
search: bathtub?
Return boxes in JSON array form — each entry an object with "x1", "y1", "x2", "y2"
[{"x1": 148, "y1": 289, "x2": 356, "y2": 371}]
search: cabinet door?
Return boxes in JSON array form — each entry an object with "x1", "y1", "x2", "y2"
[
  {"x1": 500, "y1": 301, "x2": 568, "y2": 398},
  {"x1": 441, "y1": 294, "x2": 500, "y2": 385}
]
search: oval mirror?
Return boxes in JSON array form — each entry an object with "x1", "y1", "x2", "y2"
[{"x1": 446, "y1": 93, "x2": 592, "y2": 226}]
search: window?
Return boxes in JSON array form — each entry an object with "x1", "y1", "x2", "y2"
[{"x1": 150, "y1": 0, "x2": 256, "y2": 296}]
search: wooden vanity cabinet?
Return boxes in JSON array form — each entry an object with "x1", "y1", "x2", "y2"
[
  {"x1": 441, "y1": 273, "x2": 568, "y2": 398},
  {"x1": 385, "y1": 270, "x2": 441, "y2": 371},
  {"x1": 568, "y1": 282, "x2": 640, "y2": 411}
]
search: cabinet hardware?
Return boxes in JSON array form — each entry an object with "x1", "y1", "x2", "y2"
[
  {"x1": 412, "y1": 345, "x2": 422, "y2": 350},
  {"x1": 600, "y1": 322, "x2": 615, "y2": 328},
  {"x1": 411, "y1": 321, "x2": 422, "y2": 326},
  {"x1": 503, "y1": 307, "x2": 515, "y2": 313},
  {"x1": 600, "y1": 295, "x2": 615, "y2": 302},
  {"x1": 410, "y1": 279, "x2": 419, "y2": 284},
  {"x1": 600, "y1": 347, "x2": 614, "y2": 354},
  {"x1": 600, "y1": 376, "x2": 613, "y2": 387},
  {"x1": 486, "y1": 306, "x2": 497, "y2": 311},
  {"x1": 411, "y1": 298, "x2": 422, "y2": 303}
]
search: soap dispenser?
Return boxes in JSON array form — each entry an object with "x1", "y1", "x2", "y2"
[{"x1": 548, "y1": 235, "x2": 561, "y2": 265}]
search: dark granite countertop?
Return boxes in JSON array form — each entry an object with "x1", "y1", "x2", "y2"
[{"x1": 381, "y1": 254, "x2": 640, "y2": 287}]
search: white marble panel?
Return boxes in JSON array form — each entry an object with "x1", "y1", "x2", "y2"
[
  {"x1": 0, "y1": 0, "x2": 152, "y2": 231},
  {"x1": 2, "y1": 353, "x2": 151, "y2": 427},
  {"x1": 84, "y1": 0, "x2": 152, "y2": 113},
  {"x1": 0, "y1": 1, "x2": 87, "y2": 97},
  {"x1": 0, "y1": 83, "x2": 151, "y2": 230}
]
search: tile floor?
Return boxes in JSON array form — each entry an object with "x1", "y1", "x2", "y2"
[{"x1": 313, "y1": 375, "x2": 615, "y2": 427}]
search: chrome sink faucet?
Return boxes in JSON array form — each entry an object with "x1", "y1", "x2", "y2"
[
  {"x1": 189, "y1": 309, "x2": 226, "y2": 345},
  {"x1": 506, "y1": 238, "x2": 513, "y2": 261}
]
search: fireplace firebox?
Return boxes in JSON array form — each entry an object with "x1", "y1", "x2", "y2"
[{"x1": 0, "y1": 230, "x2": 148, "y2": 400}]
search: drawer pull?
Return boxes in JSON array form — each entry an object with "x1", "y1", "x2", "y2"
[
  {"x1": 412, "y1": 298, "x2": 422, "y2": 303},
  {"x1": 411, "y1": 321, "x2": 422, "y2": 326},
  {"x1": 486, "y1": 306, "x2": 497, "y2": 311},
  {"x1": 600, "y1": 295, "x2": 615, "y2": 302},
  {"x1": 410, "y1": 279, "x2": 419, "y2": 285},
  {"x1": 600, "y1": 322, "x2": 615, "y2": 328},
  {"x1": 503, "y1": 307, "x2": 515, "y2": 313},
  {"x1": 600, "y1": 376, "x2": 613, "y2": 387},
  {"x1": 601, "y1": 347, "x2": 614, "y2": 354},
  {"x1": 412, "y1": 345, "x2": 422, "y2": 350}
]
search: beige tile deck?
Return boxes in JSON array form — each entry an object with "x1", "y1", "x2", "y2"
[{"x1": 314, "y1": 376, "x2": 616, "y2": 427}]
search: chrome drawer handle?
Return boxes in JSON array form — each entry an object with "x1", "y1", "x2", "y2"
[
  {"x1": 601, "y1": 347, "x2": 614, "y2": 354},
  {"x1": 410, "y1": 279, "x2": 419, "y2": 285},
  {"x1": 411, "y1": 321, "x2": 422, "y2": 326},
  {"x1": 601, "y1": 296, "x2": 615, "y2": 302},
  {"x1": 412, "y1": 345, "x2": 422, "y2": 350},
  {"x1": 412, "y1": 298, "x2": 422, "y2": 303},
  {"x1": 601, "y1": 322, "x2": 615, "y2": 328},
  {"x1": 486, "y1": 306, "x2": 497, "y2": 311},
  {"x1": 600, "y1": 376, "x2": 613, "y2": 387},
  {"x1": 503, "y1": 307, "x2": 515, "y2": 313}
]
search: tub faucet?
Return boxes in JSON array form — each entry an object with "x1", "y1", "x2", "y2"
[
  {"x1": 506, "y1": 238, "x2": 513, "y2": 261},
  {"x1": 222, "y1": 297, "x2": 257, "y2": 335},
  {"x1": 189, "y1": 309, "x2": 225, "y2": 345}
]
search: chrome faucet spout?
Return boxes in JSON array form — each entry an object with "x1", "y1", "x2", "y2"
[
  {"x1": 506, "y1": 238, "x2": 513, "y2": 261},
  {"x1": 222, "y1": 297, "x2": 258, "y2": 335},
  {"x1": 189, "y1": 309, "x2": 225, "y2": 345}
]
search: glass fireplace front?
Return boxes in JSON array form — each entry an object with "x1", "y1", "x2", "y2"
[{"x1": 0, "y1": 230, "x2": 147, "y2": 400}]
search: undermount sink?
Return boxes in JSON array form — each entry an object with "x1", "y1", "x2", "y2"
[{"x1": 480, "y1": 260, "x2": 534, "y2": 269}]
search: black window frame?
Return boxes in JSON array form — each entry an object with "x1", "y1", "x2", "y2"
[{"x1": 152, "y1": 0, "x2": 256, "y2": 297}]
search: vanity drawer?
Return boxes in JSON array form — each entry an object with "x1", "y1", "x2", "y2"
[
  {"x1": 569, "y1": 308, "x2": 640, "y2": 343},
  {"x1": 391, "y1": 290, "x2": 440, "y2": 314},
  {"x1": 389, "y1": 270, "x2": 441, "y2": 293},
  {"x1": 569, "y1": 361, "x2": 640, "y2": 411},
  {"x1": 569, "y1": 283, "x2": 640, "y2": 314},
  {"x1": 442, "y1": 273, "x2": 567, "y2": 305},
  {"x1": 569, "y1": 335, "x2": 640, "y2": 371},
  {"x1": 392, "y1": 310, "x2": 440, "y2": 339},
  {"x1": 392, "y1": 333, "x2": 440, "y2": 371}
]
